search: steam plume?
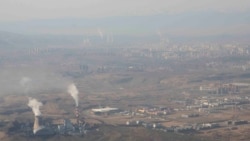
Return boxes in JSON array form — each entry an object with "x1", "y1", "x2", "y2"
[
  {"x1": 28, "y1": 97, "x2": 43, "y2": 116},
  {"x1": 67, "y1": 83, "x2": 79, "y2": 107},
  {"x1": 20, "y1": 77, "x2": 32, "y2": 94},
  {"x1": 98, "y1": 28, "x2": 104, "y2": 39}
]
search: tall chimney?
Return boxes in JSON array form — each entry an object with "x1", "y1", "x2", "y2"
[{"x1": 75, "y1": 106, "x2": 80, "y2": 125}]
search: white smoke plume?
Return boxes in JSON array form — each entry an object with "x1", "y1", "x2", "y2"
[
  {"x1": 27, "y1": 97, "x2": 43, "y2": 116},
  {"x1": 67, "y1": 83, "x2": 79, "y2": 107},
  {"x1": 111, "y1": 32, "x2": 114, "y2": 43},
  {"x1": 98, "y1": 28, "x2": 104, "y2": 39},
  {"x1": 20, "y1": 76, "x2": 32, "y2": 94}
]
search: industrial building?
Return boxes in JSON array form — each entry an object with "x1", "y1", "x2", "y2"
[
  {"x1": 22, "y1": 84, "x2": 100, "y2": 137},
  {"x1": 91, "y1": 106, "x2": 120, "y2": 115}
]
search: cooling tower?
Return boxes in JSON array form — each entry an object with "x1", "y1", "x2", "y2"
[{"x1": 33, "y1": 116, "x2": 44, "y2": 134}]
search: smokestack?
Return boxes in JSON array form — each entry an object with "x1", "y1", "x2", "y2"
[
  {"x1": 75, "y1": 107, "x2": 80, "y2": 125},
  {"x1": 27, "y1": 97, "x2": 44, "y2": 134},
  {"x1": 67, "y1": 83, "x2": 79, "y2": 107}
]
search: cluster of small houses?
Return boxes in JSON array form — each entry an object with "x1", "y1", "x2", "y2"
[
  {"x1": 134, "y1": 106, "x2": 175, "y2": 117},
  {"x1": 125, "y1": 120, "x2": 248, "y2": 133},
  {"x1": 134, "y1": 95, "x2": 250, "y2": 116},
  {"x1": 186, "y1": 95, "x2": 250, "y2": 113}
]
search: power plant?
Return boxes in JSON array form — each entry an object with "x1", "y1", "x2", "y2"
[{"x1": 23, "y1": 84, "x2": 97, "y2": 137}]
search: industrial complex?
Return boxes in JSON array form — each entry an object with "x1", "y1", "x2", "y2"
[{"x1": 14, "y1": 84, "x2": 97, "y2": 137}]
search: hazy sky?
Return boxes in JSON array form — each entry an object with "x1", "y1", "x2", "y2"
[
  {"x1": 1, "y1": 0, "x2": 250, "y2": 21},
  {"x1": 0, "y1": 0, "x2": 250, "y2": 37}
]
